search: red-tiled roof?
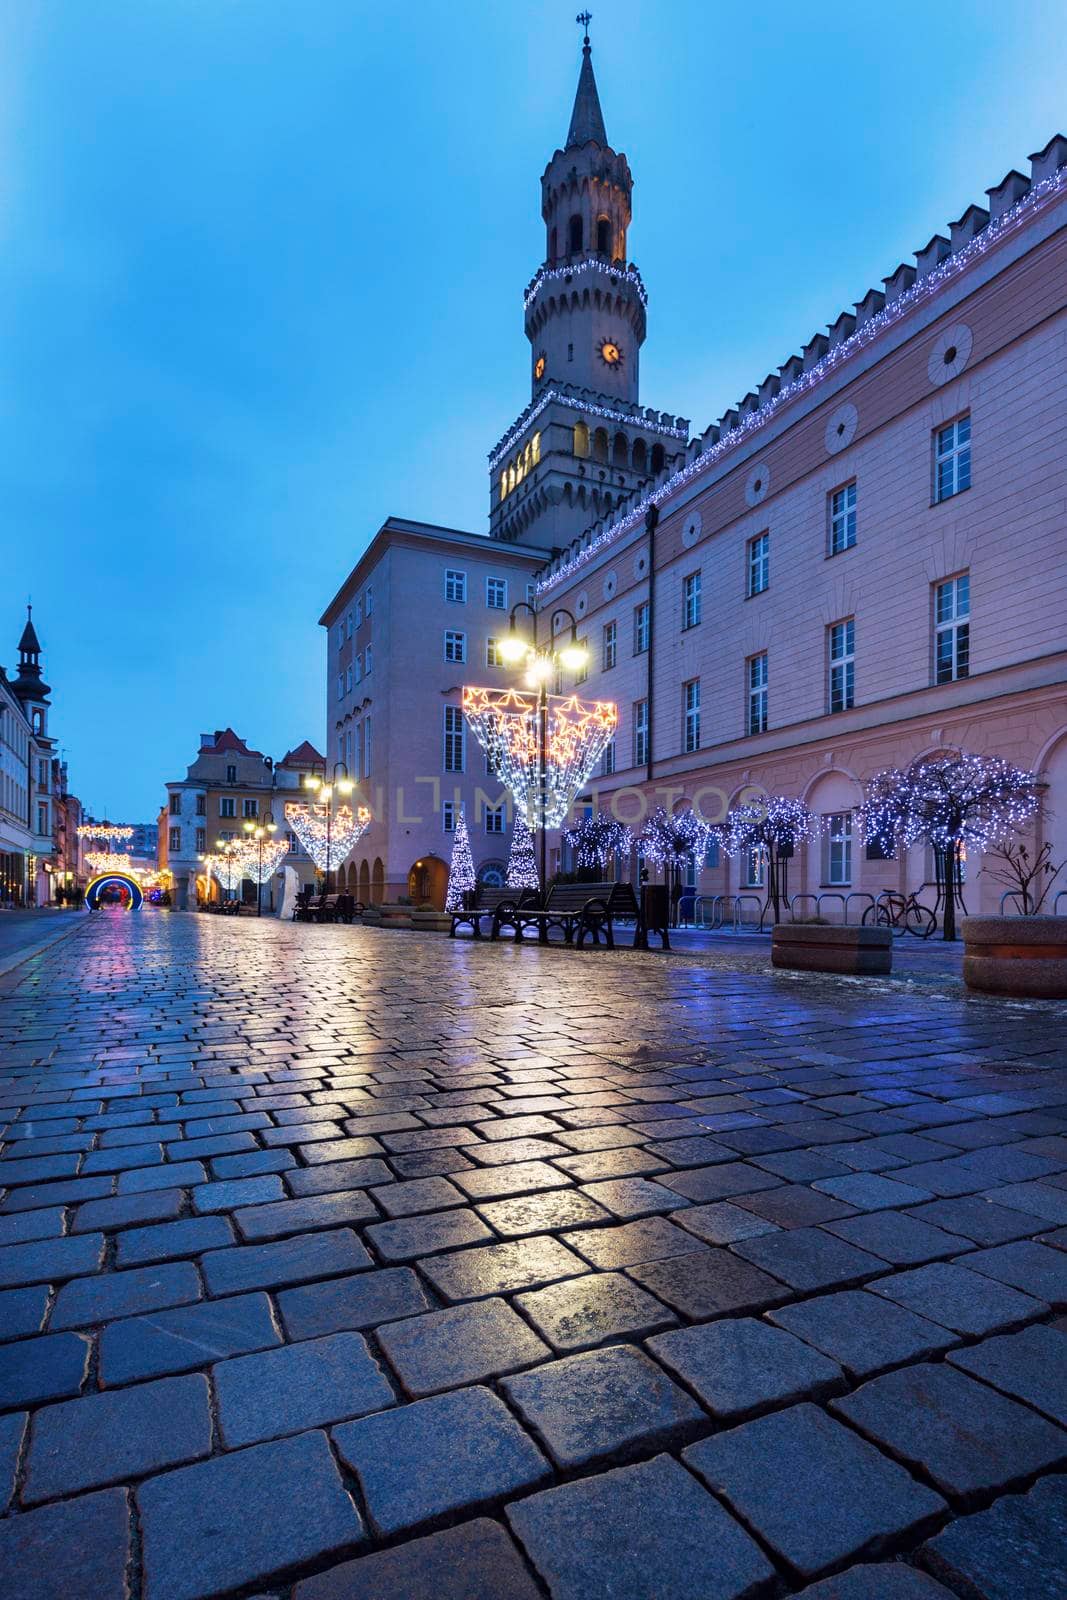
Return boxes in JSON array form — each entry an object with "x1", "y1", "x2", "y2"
[{"x1": 279, "y1": 740, "x2": 325, "y2": 768}]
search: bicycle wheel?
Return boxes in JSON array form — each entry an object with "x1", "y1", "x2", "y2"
[
  {"x1": 904, "y1": 900, "x2": 937, "y2": 939},
  {"x1": 862, "y1": 901, "x2": 892, "y2": 929}
]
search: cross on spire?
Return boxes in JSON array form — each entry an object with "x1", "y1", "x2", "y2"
[
  {"x1": 566, "y1": 12, "x2": 606, "y2": 148},
  {"x1": 576, "y1": 9, "x2": 592, "y2": 41}
]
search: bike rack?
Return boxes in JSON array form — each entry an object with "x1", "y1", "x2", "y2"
[
  {"x1": 844, "y1": 892, "x2": 876, "y2": 924},
  {"x1": 999, "y1": 891, "x2": 1028, "y2": 914},
  {"x1": 735, "y1": 894, "x2": 764, "y2": 931},
  {"x1": 1055, "y1": 889, "x2": 1067, "y2": 916},
  {"x1": 787, "y1": 893, "x2": 818, "y2": 922}
]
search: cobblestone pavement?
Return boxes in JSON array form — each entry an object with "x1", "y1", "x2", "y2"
[{"x1": 2, "y1": 913, "x2": 1066, "y2": 1600}]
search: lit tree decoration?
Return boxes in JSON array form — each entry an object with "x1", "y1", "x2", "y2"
[
  {"x1": 462, "y1": 686, "x2": 617, "y2": 831},
  {"x1": 718, "y1": 796, "x2": 822, "y2": 925},
  {"x1": 863, "y1": 752, "x2": 1041, "y2": 940},
  {"x1": 284, "y1": 801, "x2": 371, "y2": 874},
  {"x1": 239, "y1": 836, "x2": 290, "y2": 885},
  {"x1": 506, "y1": 812, "x2": 540, "y2": 891},
  {"x1": 561, "y1": 811, "x2": 633, "y2": 872},
  {"x1": 445, "y1": 807, "x2": 477, "y2": 912},
  {"x1": 207, "y1": 846, "x2": 246, "y2": 897},
  {"x1": 83, "y1": 850, "x2": 137, "y2": 876},
  {"x1": 637, "y1": 807, "x2": 710, "y2": 874}
]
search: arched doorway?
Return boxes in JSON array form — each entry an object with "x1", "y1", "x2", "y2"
[
  {"x1": 85, "y1": 873, "x2": 144, "y2": 911},
  {"x1": 358, "y1": 860, "x2": 370, "y2": 900},
  {"x1": 407, "y1": 855, "x2": 448, "y2": 910},
  {"x1": 371, "y1": 858, "x2": 385, "y2": 902}
]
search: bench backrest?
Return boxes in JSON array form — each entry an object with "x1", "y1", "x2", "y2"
[
  {"x1": 542, "y1": 881, "x2": 615, "y2": 912},
  {"x1": 606, "y1": 882, "x2": 640, "y2": 915},
  {"x1": 467, "y1": 886, "x2": 537, "y2": 911}
]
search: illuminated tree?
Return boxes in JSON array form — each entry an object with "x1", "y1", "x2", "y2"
[
  {"x1": 561, "y1": 811, "x2": 633, "y2": 873},
  {"x1": 719, "y1": 796, "x2": 821, "y2": 925},
  {"x1": 637, "y1": 807, "x2": 709, "y2": 875},
  {"x1": 445, "y1": 807, "x2": 477, "y2": 912},
  {"x1": 506, "y1": 813, "x2": 540, "y2": 891},
  {"x1": 863, "y1": 752, "x2": 1041, "y2": 940}
]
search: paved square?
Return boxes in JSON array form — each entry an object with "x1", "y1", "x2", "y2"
[{"x1": 1, "y1": 913, "x2": 1065, "y2": 1597}]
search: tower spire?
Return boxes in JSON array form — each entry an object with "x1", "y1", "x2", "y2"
[{"x1": 566, "y1": 13, "x2": 607, "y2": 149}]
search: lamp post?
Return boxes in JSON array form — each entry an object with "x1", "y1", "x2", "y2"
[
  {"x1": 242, "y1": 811, "x2": 278, "y2": 917},
  {"x1": 497, "y1": 602, "x2": 590, "y2": 891},
  {"x1": 302, "y1": 762, "x2": 355, "y2": 893}
]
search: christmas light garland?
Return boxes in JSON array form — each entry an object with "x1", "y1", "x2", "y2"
[
  {"x1": 636, "y1": 807, "x2": 710, "y2": 866},
  {"x1": 446, "y1": 806, "x2": 477, "y2": 912},
  {"x1": 239, "y1": 837, "x2": 291, "y2": 884},
  {"x1": 284, "y1": 801, "x2": 371, "y2": 873},
  {"x1": 84, "y1": 850, "x2": 138, "y2": 876},
  {"x1": 561, "y1": 810, "x2": 633, "y2": 869},
  {"x1": 862, "y1": 753, "x2": 1040, "y2": 856},
  {"x1": 506, "y1": 812, "x2": 541, "y2": 890},
  {"x1": 523, "y1": 258, "x2": 648, "y2": 313},
  {"x1": 489, "y1": 388, "x2": 687, "y2": 472},
  {"x1": 462, "y1": 686, "x2": 617, "y2": 831},
  {"x1": 78, "y1": 823, "x2": 134, "y2": 843}
]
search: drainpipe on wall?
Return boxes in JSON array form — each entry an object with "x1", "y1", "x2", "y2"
[{"x1": 644, "y1": 504, "x2": 659, "y2": 787}]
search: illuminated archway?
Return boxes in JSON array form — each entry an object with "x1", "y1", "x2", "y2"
[{"x1": 85, "y1": 873, "x2": 144, "y2": 911}]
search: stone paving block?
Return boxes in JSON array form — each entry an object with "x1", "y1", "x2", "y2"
[
  {"x1": 832, "y1": 1361, "x2": 1067, "y2": 1502},
  {"x1": 813, "y1": 1173, "x2": 935, "y2": 1210},
  {"x1": 674, "y1": 1199, "x2": 781, "y2": 1246},
  {"x1": 377, "y1": 1296, "x2": 550, "y2": 1395},
  {"x1": 767, "y1": 1290, "x2": 958, "y2": 1384},
  {"x1": 297, "y1": 1135, "x2": 386, "y2": 1164},
  {"x1": 685, "y1": 1401, "x2": 945, "y2": 1581},
  {"x1": 368, "y1": 1176, "x2": 465, "y2": 1216},
  {"x1": 0, "y1": 1153, "x2": 81, "y2": 1187},
  {"x1": 117, "y1": 1160, "x2": 206, "y2": 1193},
  {"x1": 947, "y1": 1322, "x2": 1067, "y2": 1425},
  {"x1": 461, "y1": 1136, "x2": 565, "y2": 1166},
  {"x1": 887, "y1": 1159, "x2": 985, "y2": 1197},
  {"x1": 365, "y1": 1207, "x2": 494, "y2": 1262},
  {"x1": 23, "y1": 1371, "x2": 212, "y2": 1503},
  {"x1": 956, "y1": 1146, "x2": 1064, "y2": 1183},
  {"x1": 333, "y1": 1384, "x2": 549, "y2": 1536},
  {"x1": 73, "y1": 1189, "x2": 186, "y2": 1233},
  {"x1": 452, "y1": 1160, "x2": 571, "y2": 1200},
  {"x1": 0, "y1": 1284, "x2": 50, "y2": 1338},
  {"x1": 867, "y1": 1260, "x2": 1047, "y2": 1335},
  {"x1": 0, "y1": 1408, "x2": 25, "y2": 1512},
  {"x1": 0, "y1": 1175, "x2": 113, "y2": 1212},
  {"x1": 906, "y1": 1195, "x2": 1049, "y2": 1244},
  {"x1": 51, "y1": 1260, "x2": 201, "y2": 1329},
  {"x1": 552, "y1": 1148, "x2": 670, "y2": 1181},
  {"x1": 138, "y1": 1429, "x2": 364, "y2": 1600},
  {"x1": 796, "y1": 1565, "x2": 955, "y2": 1597},
  {"x1": 734, "y1": 1183, "x2": 858, "y2": 1229},
  {"x1": 115, "y1": 1214, "x2": 234, "y2": 1267},
  {"x1": 919, "y1": 1473, "x2": 1067, "y2": 1600},
  {"x1": 0, "y1": 1208, "x2": 66, "y2": 1247},
  {"x1": 655, "y1": 1162, "x2": 780, "y2": 1203},
  {"x1": 503, "y1": 1342, "x2": 703, "y2": 1469},
  {"x1": 957, "y1": 1239, "x2": 1067, "y2": 1305},
  {"x1": 287, "y1": 1157, "x2": 393, "y2": 1195},
  {"x1": 476, "y1": 1187, "x2": 610, "y2": 1237},
  {"x1": 82, "y1": 1143, "x2": 163, "y2": 1174},
  {"x1": 214, "y1": 1330, "x2": 394, "y2": 1446},
  {"x1": 100, "y1": 1292, "x2": 281, "y2": 1385},
  {"x1": 0, "y1": 1331, "x2": 90, "y2": 1410},
  {"x1": 514, "y1": 1269, "x2": 676, "y2": 1352},
  {"x1": 292, "y1": 1518, "x2": 543, "y2": 1600},
  {"x1": 506, "y1": 1451, "x2": 774, "y2": 1600},
  {"x1": 823, "y1": 1210, "x2": 969, "y2": 1266},
  {"x1": 233, "y1": 1189, "x2": 378, "y2": 1242},
  {"x1": 200, "y1": 1227, "x2": 372, "y2": 1295},
  {"x1": 627, "y1": 1246, "x2": 791, "y2": 1319},
  {"x1": 210, "y1": 1148, "x2": 295, "y2": 1178},
  {"x1": 731, "y1": 1227, "x2": 890, "y2": 1293},
  {"x1": 561, "y1": 1215, "x2": 702, "y2": 1268},
  {"x1": 467, "y1": 1114, "x2": 562, "y2": 1140},
  {"x1": 751, "y1": 1149, "x2": 852, "y2": 1182},
  {"x1": 649, "y1": 1316, "x2": 844, "y2": 1420},
  {"x1": 977, "y1": 1182, "x2": 1067, "y2": 1224},
  {"x1": 0, "y1": 1485, "x2": 130, "y2": 1600},
  {"x1": 578, "y1": 1176, "x2": 690, "y2": 1217},
  {"x1": 553, "y1": 1125, "x2": 647, "y2": 1153},
  {"x1": 278, "y1": 1266, "x2": 430, "y2": 1340},
  {"x1": 192, "y1": 1175, "x2": 285, "y2": 1211},
  {"x1": 418, "y1": 1234, "x2": 586, "y2": 1301},
  {"x1": 390, "y1": 1148, "x2": 476, "y2": 1177},
  {"x1": 0, "y1": 1231, "x2": 105, "y2": 1287}
]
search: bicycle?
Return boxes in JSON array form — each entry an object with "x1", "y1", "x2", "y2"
[{"x1": 862, "y1": 892, "x2": 937, "y2": 939}]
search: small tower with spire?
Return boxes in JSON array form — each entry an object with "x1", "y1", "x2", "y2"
[{"x1": 12, "y1": 605, "x2": 51, "y2": 739}]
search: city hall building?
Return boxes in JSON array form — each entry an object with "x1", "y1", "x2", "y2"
[{"x1": 318, "y1": 35, "x2": 1067, "y2": 912}]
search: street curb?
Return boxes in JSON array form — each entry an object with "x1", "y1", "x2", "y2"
[{"x1": 0, "y1": 913, "x2": 91, "y2": 982}]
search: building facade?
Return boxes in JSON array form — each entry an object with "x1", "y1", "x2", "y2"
[
  {"x1": 319, "y1": 37, "x2": 1067, "y2": 915},
  {"x1": 0, "y1": 610, "x2": 60, "y2": 906},
  {"x1": 162, "y1": 730, "x2": 325, "y2": 909}
]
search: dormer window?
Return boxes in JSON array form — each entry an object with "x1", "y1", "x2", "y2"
[
  {"x1": 568, "y1": 213, "x2": 583, "y2": 253},
  {"x1": 596, "y1": 216, "x2": 611, "y2": 255}
]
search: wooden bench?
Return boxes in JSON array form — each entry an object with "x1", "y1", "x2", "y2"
[
  {"x1": 501, "y1": 881, "x2": 618, "y2": 947},
  {"x1": 450, "y1": 886, "x2": 537, "y2": 939}
]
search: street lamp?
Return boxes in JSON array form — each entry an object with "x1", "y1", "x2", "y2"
[
  {"x1": 302, "y1": 763, "x2": 355, "y2": 893},
  {"x1": 242, "y1": 812, "x2": 278, "y2": 916},
  {"x1": 498, "y1": 602, "x2": 590, "y2": 889}
]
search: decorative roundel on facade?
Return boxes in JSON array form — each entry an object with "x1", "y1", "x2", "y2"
[
  {"x1": 682, "y1": 511, "x2": 702, "y2": 548},
  {"x1": 928, "y1": 323, "x2": 973, "y2": 386},
  {"x1": 825, "y1": 402, "x2": 859, "y2": 455},
  {"x1": 574, "y1": 591, "x2": 588, "y2": 617},
  {"x1": 745, "y1": 463, "x2": 770, "y2": 508},
  {"x1": 602, "y1": 570, "x2": 618, "y2": 600},
  {"x1": 633, "y1": 552, "x2": 648, "y2": 579}
]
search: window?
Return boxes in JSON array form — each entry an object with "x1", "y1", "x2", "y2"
[
  {"x1": 286, "y1": 831, "x2": 299, "y2": 853},
  {"x1": 935, "y1": 416, "x2": 971, "y2": 502},
  {"x1": 346, "y1": 665, "x2": 353, "y2": 692},
  {"x1": 823, "y1": 813, "x2": 853, "y2": 885},
  {"x1": 526, "y1": 582, "x2": 536, "y2": 606},
  {"x1": 634, "y1": 601, "x2": 649, "y2": 655},
  {"x1": 336, "y1": 674, "x2": 344, "y2": 701},
  {"x1": 828, "y1": 619, "x2": 855, "y2": 712},
  {"x1": 444, "y1": 706, "x2": 464, "y2": 771},
  {"x1": 683, "y1": 572, "x2": 702, "y2": 629},
  {"x1": 602, "y1": 621, "x2": 617, "y2": 671},
  {"x1": 934, "y1": 574, "x2": 970, "y2": 683},
  {"x1": 829, "y1": 483, "x2": 857, "y2": 555},
  {"x1": 444, "y1": 630, "x2": 466, "y2": 663},
  {"x1": 195, "y1": 795, "x2": 206, "y2": 816},
  {"x1": 747, "y1": 653, "x2": 768, "y2": 735},
  {"x1": 336, "y1": 624, "x2": 344, "y2": 648},
  {"x1": 355, "y1": 598, "x2": 363, "y2": 627},
  {"x1": 345, "y1": 610, "x2": 353, "y2": 638},
  {"x1": 219, "y1": 797, "x2": 236, "y2": 818},
  {"x1": 683, "y1": 679, "x2": 701, "y2": 753},
  {"x1": 169, "y1": 826, "x2": 181, "y2": 853},
  {"x1": 485, "y1": 803, "x2": 506, "y2": 835},
  {"x1": 747, "y1": 531, "x2": 769, "y2": 596},
  {"x1": 242, "y1": 799, "x2": 257, "y2": 818},
  {"x1": 442, "y1": 802, "x2": 457, "y2": 832},
  {"x1": 363, "y1": 718, "x2": 371, "y2": 777},
  {"x1": 633, "y1": 700, "x2": 649, "y2": 767},
  {"x1": 364, "y1": 645, "x2": 372, "y2": 675},
  {"x1": 486, "y1": 637, "x2": 503, "y2": 667},
  {"x1": 601, "y1": 737, "x2": 616, "y2": 777},
  {"x1": 704, "y1": 838, "x2": 720, "y2": 870},
  {"x1": 219, "y1": 830, "x2": 235, "y2": 843},
  {"x1": 169, "y1": 794, "x2": 181, "y2": 815},
  {"x1": 354, "y1": 655, "x2": 362, "y2": 685},
  {"x1": 486, "y1": 577, "x2": 507, "y2": 609},
  {"x1": 445, "y1": 569, "x2": 467, "y2": 603},
  {"x1": 195, "y1": 827, "x2": 206, "y2": 853},
  {"x1": 575, "y1": 639, "x2": 588, "y2": 685},
  {"x1": 365, "y1": 585, "x2": 373, "y2": 614},
  {"x1": 226, "y1": 765, "x2": 237, "y2": 784}
]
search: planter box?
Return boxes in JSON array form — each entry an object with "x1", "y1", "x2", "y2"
[
  {"x1": 772, "y1": 923, "x2": 892, "y2": 976},
  {"x1": 378, "y1": 904, "x2": 413, "y2": 929},
  {"x1": 409, "y1": 910, "x2": 453, "y2": 933},
  {"x1": 360, "y1": 907, "x2": 383, "y2": 926},
  {"x1": 962, "y1": 916, "x2": 1067, "y2": 999}
]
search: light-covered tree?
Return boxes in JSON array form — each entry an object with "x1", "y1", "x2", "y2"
[
  {"x1": 445, "y1": 807, "x2": 477, "y2": 912},
  {"x1": 718, "y1": 796, "x2": 821, "y2": 925},
  {"x1": 506, "y1": 812, "x2": 540, "y2": 891}
]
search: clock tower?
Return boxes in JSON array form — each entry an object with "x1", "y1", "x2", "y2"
[{"x1": 489, "y1": 22, "x2": 687, "y2": 549}]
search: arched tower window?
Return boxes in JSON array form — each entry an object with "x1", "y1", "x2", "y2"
[
  {"x1": 612, "y1": 431, "x2": 629, "y2": 467},
  {"x1": 573, "y1": 421, "x2": 589, "y2": 457},
  {"x1": 632, "y1": 439, "x2": 647, "y2": 473},
  {"x1": 549, "y1": 225, "x2": 558, "y2": 262},
  {"x1": 651, "y1": 443, "x2": 665, "y2": 473},
  {"x1": 568, "y1": 214, "x2": 583, "y2": 254},
  {"x1": 618, "y1": 229, "x2": 626, "y2": 262},
  {"x1": 592, "y1": 427, "x2": 609, "y2": 463},
  {"x1": 596, "y1": 216, "x2": 611, "y2": 256},
  {"x1": 531, "y1": 431, "x2": 541, "y2": 464}
]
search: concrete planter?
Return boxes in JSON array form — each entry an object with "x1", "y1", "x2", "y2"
[
  {"x1": 962, "y1": 916, "x2": 1067, "y2": 999},
  {"x1": 409, "y1": 910, "x2": 453, "y2": 933},
  {"x1": 378, "y1": 904, "x2": 413, "y2": 929},
  {"x1": 360, "y1": 906, "x2": 383, "y2": 926},
  {"x1": 772, "y1": 923, "x2": 892, "y2": 976}
]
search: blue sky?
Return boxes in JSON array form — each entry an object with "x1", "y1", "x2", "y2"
[{"x1": 4, "y1": 0, "x2": 1065, "y2": 820}]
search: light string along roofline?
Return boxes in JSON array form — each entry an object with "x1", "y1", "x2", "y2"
[
  {"x1": 522, "y1": 258, "x2": 648, "y2": 314},
  {"x1": 489, "y1": 388, "x2": 687, "y2": 474},
  {"x1": 537, "y1": 161, "x2": 1067, "y2": 594}
]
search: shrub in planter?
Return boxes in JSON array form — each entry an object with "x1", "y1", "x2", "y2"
[
  {"x1": 962, "y1": 916, "x2": 1067, "y2": 999},
  {"x1": 772, "y1": 922, "x2": 892, "y2": 976}
]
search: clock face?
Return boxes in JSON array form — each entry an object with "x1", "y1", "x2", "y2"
[
  {"x1": 534, "y1": 353, "x2": 546, "y2": 381},
  {"x1": 599, "y1": 339, "x2": 622, "y2": 367}
]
